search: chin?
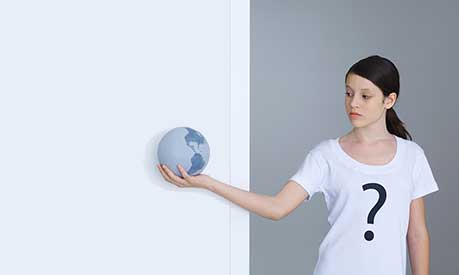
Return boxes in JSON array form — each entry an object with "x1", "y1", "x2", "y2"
[{"x1": 350, "y1": 120, "x2": 367, "y2": 127}]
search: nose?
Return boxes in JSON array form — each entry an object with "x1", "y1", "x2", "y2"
[{"x1": 350, "y1": 95, "x2": 361, "y2": 108}]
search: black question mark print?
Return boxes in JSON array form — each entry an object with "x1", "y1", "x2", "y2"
[{"x1": 362, "y1": 183, "x2": 387, "y2": 241}]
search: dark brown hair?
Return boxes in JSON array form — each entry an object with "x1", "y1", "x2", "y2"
[{"x1": 345, "y1": 55, "x2": 412, "y2": 140}]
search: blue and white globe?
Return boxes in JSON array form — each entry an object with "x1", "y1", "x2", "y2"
[{"x1": 157, "y1": 127, "x2": 210, "y2": 177}]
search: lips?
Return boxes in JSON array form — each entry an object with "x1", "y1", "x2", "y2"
[{"x1": 350, "y1": 112, "x2": 361, "y2": 116}]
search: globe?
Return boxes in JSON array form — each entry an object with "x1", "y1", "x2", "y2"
[{"x1": 157, "y1": 127, "x2": 210, "y2": 177}]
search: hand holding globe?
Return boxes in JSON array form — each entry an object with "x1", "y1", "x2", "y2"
[{"x1": 157, "y1": 163, "x2": 217, "y2": 189}]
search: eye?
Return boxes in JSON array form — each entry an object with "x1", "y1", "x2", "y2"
[
  {"x1": 345, "y1": 92, "x2": 351, "y2": 96},
  {"x1": 362, "y1": 95, "x2": 371, "y2": 99}
]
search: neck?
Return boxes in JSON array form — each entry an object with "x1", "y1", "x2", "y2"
[{"x1": 348, "y1": 128, "x2": 393, "y2": 143}]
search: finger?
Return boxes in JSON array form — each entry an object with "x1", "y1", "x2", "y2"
[
  {"x1": 157, "y1": 164, "x2": 175, "y2": 184},
  {"x1": 158, "y1": 164, "x2": 186, "y2": 187},
  {"x1": 177, "y1": 164, "x2": 190, "y2": 180},
  {"x1": 161, "y1": 164, "x2": 188, "y2": 186}
]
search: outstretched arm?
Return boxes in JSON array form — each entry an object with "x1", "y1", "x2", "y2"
[
  {"x1": 206, "y1": 179, "x2": 280, "y2": 220},
  {"x1": 157, "y1": 164, "x2": 308, "y2": 220},
  {"x1": 207, "y1": 179, "x2": 308, "y2": 221}
]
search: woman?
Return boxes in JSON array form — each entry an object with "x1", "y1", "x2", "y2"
[{"x1": 157, "y1": 55, "x2": 439, "y2": 275}]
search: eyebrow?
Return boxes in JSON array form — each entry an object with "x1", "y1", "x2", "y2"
[{"x1": 345, "y1": 85, "x2": 372, "y2": 92}]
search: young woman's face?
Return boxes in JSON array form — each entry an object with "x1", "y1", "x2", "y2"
[{"x1": 344, "y1": 73, "x2": 395, "y2": 128}]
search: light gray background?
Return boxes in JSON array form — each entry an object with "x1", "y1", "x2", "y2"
[
  {"x1": 251, "y1": 1, "x2": 458, "y2": 274},
  {"x1": 0, "y1": 1, "x2": 243, "y2": 274}
]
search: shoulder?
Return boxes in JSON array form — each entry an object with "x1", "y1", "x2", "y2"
[
  {"x1": 399, "y1": 137, "x2": 425, "y2": 156},
  {"x1": 396, "y1": 137, "x2": 431, "y2": 169},
  {"x1": 312, "y1": 137, "x2": 338, "y2": 151},
  {"x1": 308, "y1": 138, "x2": 337, "y2": 161}
]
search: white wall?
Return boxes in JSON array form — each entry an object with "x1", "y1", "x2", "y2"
[{"x1": 0, "y1": 1, "x2": 249, "y2": 274}]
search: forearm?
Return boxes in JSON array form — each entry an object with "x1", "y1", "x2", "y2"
[
  {"x1": 206, "y1": 179, "x2": 280, "y2": 220},
  {"x1": 408, "y1": 234, "x2": 430, "y2": 275}
]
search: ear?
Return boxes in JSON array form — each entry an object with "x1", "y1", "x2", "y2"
[{"x1": 385, "y1": 92, "x2": 397, "y2": 109}]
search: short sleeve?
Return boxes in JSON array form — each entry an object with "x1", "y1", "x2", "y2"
[
  {"x1": 289, "y1": 149, "x2": 327, "y2": 201},
  {"x1": 411, "y1": 147, "x2": 439, "y2": 200}
]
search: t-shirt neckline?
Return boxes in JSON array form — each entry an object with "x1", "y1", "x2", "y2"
[{"x1": 334, "y1": 134, "x2": 403, "y2": 174}]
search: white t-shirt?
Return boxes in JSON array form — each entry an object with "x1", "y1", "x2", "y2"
[{"x1": 289, "y1": 135, "x2": 439, "y2": 275}]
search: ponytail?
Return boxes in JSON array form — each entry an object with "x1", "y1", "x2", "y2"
[{"x1": 386, "y1": 108, "x2": 412, "y2": 140}]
